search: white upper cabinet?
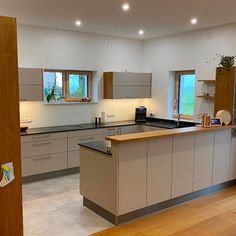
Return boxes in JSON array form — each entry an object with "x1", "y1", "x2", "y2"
[
  {"x1": 103, "y1": 72, "x2": 152, "y2": 99},
  {"x1": 19, "y1": 68, "x2": 43, "y2": 101}
]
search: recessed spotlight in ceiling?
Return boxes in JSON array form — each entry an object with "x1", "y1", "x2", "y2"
[
  {"x1": 138, "y1": 30, "x2": 144, "y2": 36},
  {"x1": 190, "y1": 18, "x2": 198, "y2": 25},
  {"x1": 75, "y1": 20, "x2": 82, "y2": 26},
  {"x1": 122, "y1": 3, "x2": 130, "y2": 11}
]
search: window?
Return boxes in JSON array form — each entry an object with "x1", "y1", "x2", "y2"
[
  {"x1": 174, "y1": 71, "x2": 196, "y2": 119},
  {"x1": 43, "y1": 70, "x2": 92, "y2": 103}
]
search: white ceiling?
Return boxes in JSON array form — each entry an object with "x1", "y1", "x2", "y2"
[{"x1": 1, "y1": 0, "x2": 236, "y2": 39}]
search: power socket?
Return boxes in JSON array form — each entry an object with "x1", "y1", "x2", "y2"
[
  {"x1": 21, "y1": 118, "x2": 32, "y2": 124},
  {"x1": 107, "y1": 113, "x2": 116, "y2": 118}
]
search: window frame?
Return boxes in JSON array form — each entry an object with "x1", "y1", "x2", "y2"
[
  {"x1": 174, "y1": 70, "x2": 195, "y2": 120},
  {"x1": 43, "y1": 69, "x2": 93, "y2": 103},
  {"x1": 65, "y1": 70, "x2": 92, "y2": 102}
]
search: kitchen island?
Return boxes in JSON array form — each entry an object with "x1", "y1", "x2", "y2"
[{"x1": 80, "y1": 125, "x2": 236, "y2": 225}]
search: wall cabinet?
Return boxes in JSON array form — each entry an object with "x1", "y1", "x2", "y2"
[
  {"x1": 103, "y1": 72, "x2": 152, "y2": 99},
  {"x1": 19, "y1": 68, "x2": 43, "y2": 101},
  {"x1": 172, "y1": 135, "x2": 194, "y2": 198},
  {"x1": 147, "y1": 137, "x2": 172, "y2": 206},
  {"x1": 214, "y1": 67, "x2": 235, "y2": 117}
]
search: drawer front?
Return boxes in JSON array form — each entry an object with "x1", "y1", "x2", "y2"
[
  {"x1": 21, "y1": 138, "x2": 67, "y2": 157},
  {"x1": 142, "y1": 126, "x2": 165, "y2": 132},
  {"x1": 68, "y1": 150, "x2": 80, "y2": 168},
  {"x1": 68, "y1": 135, "x2": 104, "y2": 151},
  {"x1": 120, "y1": 125, "x2": 141, "y2": 134},
  {"x1": 103, "y1": 127, "x2": 120, "y2": 136},
  {"x1": 22, "y1": 152, "x2": 67, "y2": 177},
  {"x1": 21, "y1": 132, "x2": 67, "y2": 143},
  {"x1": 68, "y1": 129, "x2": 103, "y2": 138}
]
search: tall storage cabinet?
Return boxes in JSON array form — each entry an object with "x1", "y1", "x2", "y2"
[{"x1": 214, "y1": 67, "x2": 235, "y2": 117}]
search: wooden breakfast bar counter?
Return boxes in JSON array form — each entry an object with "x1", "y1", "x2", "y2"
[{"x1": 80, "y1": 125, "x2": 236, "y2": 225}]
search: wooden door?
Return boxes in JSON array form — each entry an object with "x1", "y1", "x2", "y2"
[
  {"x1": 214, "y1": 67, "x2": 235, "y2": 116},
  {"x1": 0, "y1": 16, "x2": 23, "y2": 235}
]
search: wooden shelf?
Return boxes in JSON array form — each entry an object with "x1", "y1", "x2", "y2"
[
  {"x1": 198, "y1": 80, "x2": 216, "y2": 84},
  {"x1": 197, "y1": 95, "x2": 215, "y2": 99}
]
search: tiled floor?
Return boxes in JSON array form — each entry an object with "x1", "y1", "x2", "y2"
[{"x1": 23, "y1": 173, "x2": 113, "y2": 236}]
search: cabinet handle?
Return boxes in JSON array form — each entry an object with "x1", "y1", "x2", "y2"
[
  {"x1": 106, "y1": 128, "x2": 116, "y2": 131},
  {"x1": 33, "y1": 142, "x2": 51, "y2": 147},
  {"x1": 79, "y1": 137, "x2": 94, "y2": 141},
  {"x1": 33, "y1": 134, "x2": 51, "y2": 140},
  {"x1": 33, "y1": 156, "x2": 52, "y2": 161}
]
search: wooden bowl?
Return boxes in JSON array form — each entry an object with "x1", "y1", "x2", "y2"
[{"x1": 20, "y1": 126, "x2": 28, "y2": 132}]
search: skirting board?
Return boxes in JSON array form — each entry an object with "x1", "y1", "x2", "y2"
[
  {"x1": 83, "y1": 179, "x2": 236, "y2": 225},
  {"x1": 22, "y1": 167, "x2": 79, "y2": 183}
]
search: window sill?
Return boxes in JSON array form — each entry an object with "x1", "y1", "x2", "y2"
[{"x1": 44, "y1": 101, "x2": 98, "y2": 105}]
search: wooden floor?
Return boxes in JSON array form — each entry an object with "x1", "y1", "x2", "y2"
[{"x1": 93, "y1": 186, "x2": 236, "y2": 236}]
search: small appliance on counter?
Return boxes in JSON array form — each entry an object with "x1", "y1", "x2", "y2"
[{"x1": 135, "y1": 106, "x2": 147, "y2": 122}]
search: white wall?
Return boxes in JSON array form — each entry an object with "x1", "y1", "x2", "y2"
[
  {"x1": 19, "y1": 23, "x2": 236, "y2": 127},
  {"x1": 143, "y1": 23, "x2": 236, "y2": 122},
  {"x1": 18, "y1": 25, "x2": 150, "y2": 127}
]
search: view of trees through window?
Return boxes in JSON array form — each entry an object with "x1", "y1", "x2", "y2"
[
  {"x1": 43, "y1": 70, "x2": 91, "y2": 102},
  {"x1": 175, "y1": 71, "x2": 196, "y2": 117},
  {"x1": 43, "y1": 71, "x2": 64, "y2": 101},
  {"x1": 68, "y1": 74, "x2": 88, "y2": 98}
]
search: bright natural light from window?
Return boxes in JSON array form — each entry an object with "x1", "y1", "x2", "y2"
[
  {"x1": 43, "y1": 71, "x2": 64, "y2": 102},
  {"x1": 178, "y1": 74, "x2": 196, "y2": 116},
  {"x1": 68, "y1": 74, "x2": 88, "y2": 99}
]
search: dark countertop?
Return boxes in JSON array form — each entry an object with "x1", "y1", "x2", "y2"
[
  {"x1": 20, "y1": 121, "x2": 137, "y2": 136},
  {"x1": 20, "y1": 118, "x2": 196, "y2": 136},
  {"x1": 79, "y1": 140, "x2": 112, "y2": 156}
]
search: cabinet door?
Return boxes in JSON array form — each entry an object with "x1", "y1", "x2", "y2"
[
  {"x1": 213, "y1": 130, "x2": 231, "y2": 185},
  {"x1": 113, "y1": 72, "x2": 152, "y2": 86},
  {"x1": 103, "y1": 127, "x2": 120, "y2": 136},
  {"x1": 118, "y1": 140, "x2": 147, "y2": 215},
  {"x1": 68, "y1": 150, "x2": 80, "y2": 168},
  {"x1": 230, "y1": 137, "x2": 236, "y2": 180},
  {"x1": 120, "y1": 125, "x2": 141, "y2": 134},
  {"x1": 22, "y1": 152, "x2": 67, "y2": 177},
  {"x1": 19, "y1": 68, "x2": 43, "y2": 101},
  {"x1": 113, "y1": 85, "x2": 151, "y2": 99},
  {"x1": 19, "y1": 68, "x2": 42, "y2": 85},
  {"x1": 142, "y1": 126, "x2": 165, "y2": 132},
  {"x1": 172, "y1": 135, "x2": 194, "y2": 198},
  {"x1": 193, "y1": 132, "x2": 214, "y2": 191},
  {"x1": 19, "y1": 84, "x2": 42, "y2": 101},
  {"x1": 214, "y1": 67, "x2": 234, "y2": 115},
  {"x1": 147, "y1": 137, "x2": 172, "y2": 206}
]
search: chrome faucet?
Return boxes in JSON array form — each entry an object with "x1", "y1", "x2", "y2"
[{"x1": 176, "y1": 114, "x2": 182, "y2": 126}]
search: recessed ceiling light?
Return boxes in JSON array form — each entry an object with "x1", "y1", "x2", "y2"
[
  {"x1": 190, "y1": 18, "x2": 198, "y2": 25},
  {"x1": 75, "y1": 20, "x2": 82, "y2": 26},
  {"x1": 138, "y1": 30, "x2": 144, "y2": 36},
  {"x1": 122, "y1": 3, "x2": 130, "y2": 11}
]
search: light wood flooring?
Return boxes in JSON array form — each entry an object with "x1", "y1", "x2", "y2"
[{"x1": 93, "y1": 186, "x2": 236, "y2": 236}]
